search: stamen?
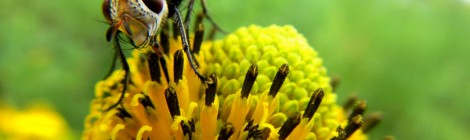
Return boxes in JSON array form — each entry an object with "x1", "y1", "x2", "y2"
[
  {"x1": 362, "y1": 112, "x2": 382, "y2": 133},
  {"x1": 138, "y1": 93, "x2": 155, "y2": 109},
  {"x1": 278, "y1": 112, "x2": 301, "y2": 140},
  {"x1": 192, "y1": 13, "x2": 204, "y2": 53},
  {"x1": 160, "y1": 26, "x2": 170, "y2": 54},
  {"x1": 261, "y1": 127, "x2": 271, "y2": 140},
  {"x1": 174, "y1": 50, "x2": 184, "y2": 83},
  {"x1": 207, "y1": 26, "x2": 217, "y2": 41},
  {"x1": 180, "y1": 121, "x2": 193, "y2": 139},
  {"x1": 192, "y1": 23, "x2": 205, "y2": 54},
  {"x1": 102, "y1": 91, "x2": 112, "y2": 98},
  {"x1": 331, "y1": 76, "x2": 340, "y2": 92},
  {"x1": 348, "y1": 100, "x2": 366, "y2": 121},
  {"x1": 344, "y1": 115, "x2": 363, "y2": 138},
  {"x1": 269, "y1": 64, "x2": 289, "y2": 97},
  {"x1": 244, "y1": 120, "x2": 263, "y2": 139},
  {"x1": 331, "y1": 112, "x2": 365, "y2": 140},
  {"x1": 205, "y1": 74, "x2": 218, "y2": 106},
  {"x1": 193, "y1": 13, "x2": 204, "y2": 33},
  {"x1": 159, "y1": 56, "x2": 170, "y2": 84},
  {"x1": 111, "y1": 124, "x2": 125, "y2": 140},
  {"x1": 330, "y1": 126, "x2": 346, "y2": 140},
  {"x1": 218, "y1": 123, "x2": 235, "y2": 140},
  {"x1": 244, "y1": 120, "x2": 255, "y2": 131},
  {"x1": 303, "y1": 88, "x2": 324, "y2": 120},
  {"x1": 241, "y1": 65, "x2": 258, "y2": 99},
  {"x1": 147, "y1": 52, "x2": 161, "y2": 83},
  {"x1": 172, "y1": 21, "x2": 179, "y2": 39},
  {"x1": 343, "y1": 95, "x2": 358, "y2": 110},
  {"x1": 115, "y1": 107, "x2": 132, "y2": 120},
  {"x1": 165, "y1": 87, "x2": 181, "y2": 118},
  {"x1": 136, "y1": 125, "x2": 152, "y2": 140},
  {"x1": 190, "y1": 119, "x2": 196, "y2": 133}
]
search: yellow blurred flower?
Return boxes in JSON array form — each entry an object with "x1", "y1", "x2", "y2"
[
  {"x1": 0, "y1": 103, "x2": 71, "y2": 140},
  {"x1": 83, "y1": 25, "x2": 377, "y2": 140}
]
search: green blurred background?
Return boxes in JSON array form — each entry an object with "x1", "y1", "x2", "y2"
[{"x1": 1, "y1": 0, "x2": 469, "y2": 139}]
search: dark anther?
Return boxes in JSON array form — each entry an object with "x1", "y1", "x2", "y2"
[
  {"x1": 193, "y1": 13, "x2": 204, "y2": 35},
  {"x1": 207, "y1": 25, "x2": 217, "y2": 41},
  {"x1": 348, "y1": 100, "x2": 366, "y2": 121},
  {"x1": 344, "y1": 115, "x2": 363, "y2": 139},
  {"x1": 362, "y1": 112, "x2": 382, "y2": 133},
  {"x1": 330, "y1": 126, "x2": 346, "y2": 140},
  {"x1": 147, "y1": 52, "x2": 162, "y2": 83},
  {"x1": 205, "y1": 73, "x2": 217, "y2": 106},
  {"x1": 244, "y1": 120, "x2": 255, "y2": 131},
  {"x1": 190, "y1": 119, "x2": 196, "y2": 133},
  {"x1": 245, "y1": 120, "x2": 263, "y2": 139},
  {"x1": 192, "y1": 13, "x2": 204, "y2": 53},
  {"x1": 180, "y1": 121, "x2": 193, "y2": 140},
  {"x1": 278, "y1": 113, "x2": 301, "y2": 140},
  {"x1": 102, "y1": 91, "x2": 112, "y2": 98},
  {"x1": 159, "y1": 56, "x2": 170, "y2": 84},
  {"x1": 269, "y1": 64, "x2": 289, "y2": 97},
  {"x1": 303, "y1": 88, "x2": 325, "y2": 120},
  {"x1": 174, "y1": 50, "x2": 184, "y2": 83},
  {"x1": 138, "y1": 53, "x2": 148, "y2": 67},
  {"x1": 160, "y1": 25, "x2": 170, "y2": 54},
  {"x1": 262, "y1": 127, "x2": 271, "y2": 140},
  {"x1": 330, "y1": 115, "x2": 364, "y2": 140},
  {"x1": 331, "y1": 76, "x2": 340, "y2": 92},
  {"x1": 241, "y1": 65, "x2": 258, "y2": 99},
  {"x1": 138, "y1": 93, "x2": 155, "y2": 109},
  {"x1": 115, "y1": 107, "x2": 132, "y2": 120},
  {"x1": 218, "y1": 123, "x2": 235, "y2": 140},
  {"x1": 343, "y1": 95, "x2": 358, "y2": 110},
  {"x1": 192, "y1": 23, "x2": 204, "y2": 54},
  {"x1": 172, "y1": 20, "x2": 179, "y2": 39},
  {"x1": 165, "y1": 87, "x2": 181, "y2": 118}
]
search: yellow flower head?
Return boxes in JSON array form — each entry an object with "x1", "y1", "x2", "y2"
[
  {"x1": 0, "y1": 103, "x2": 71, "y2": 140},
  {"x1": 83, "y1": 25, "x2": 378, "y2": 140}
]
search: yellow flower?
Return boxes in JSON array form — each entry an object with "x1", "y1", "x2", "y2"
[
  {"x1": 83, "y1": 25, "x2": 378, "y2": 140},
  {"x1": 0, "y1": 103, "x2": 71, "y2": 140}
]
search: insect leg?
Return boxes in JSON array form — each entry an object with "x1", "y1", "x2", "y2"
[
  {"x1": 172, "y1": 5, "x2": 207, "y2": 82},
  {"x1": 105, "y1": 35, "x2": 131, "y2": 112}
]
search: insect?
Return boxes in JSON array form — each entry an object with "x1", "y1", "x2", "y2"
[{"x1": 101, "y1": 0, "x2": 220, "y2": 111}]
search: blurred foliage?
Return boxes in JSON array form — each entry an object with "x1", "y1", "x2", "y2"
[{"x1": 0, "y1": 0, "x2": 469, "y2": 139}]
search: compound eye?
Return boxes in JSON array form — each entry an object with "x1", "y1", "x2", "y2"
[{"x1": 142, "y1": 0, "x2": 165, "y2": 14}]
